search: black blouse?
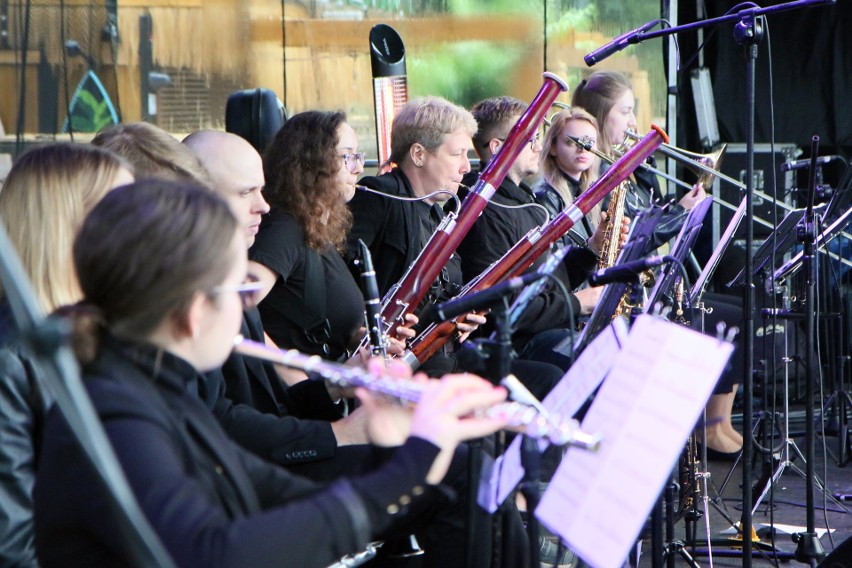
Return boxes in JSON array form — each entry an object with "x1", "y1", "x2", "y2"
[{"x1": 249, "y1": 209, "x2": 364, "y2": 360}]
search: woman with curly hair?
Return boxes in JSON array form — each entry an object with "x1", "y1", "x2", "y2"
[{"x1": 248, "y1": 111, "x2": 367, "y2": 361}]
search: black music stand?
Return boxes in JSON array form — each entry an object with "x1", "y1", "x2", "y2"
[
  {"x1": 776, "y1": 204, "x2": 852, "y2": 468},
  {"x1": 572, "y1": 205, "x2": 667, "y2": 357},
  {"x1": 645, "y1": 197, "x2": 712, "y2": 312},
  {"x1": 728, "y1": 203, "x2": 827, "y2": 289}
]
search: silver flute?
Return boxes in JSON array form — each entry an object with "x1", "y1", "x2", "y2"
[{"x1": 233, "y1": 336, "x2": 601, "y2": 451}]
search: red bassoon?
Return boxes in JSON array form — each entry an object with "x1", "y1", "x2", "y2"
[
  {"x1": 401, "y1": 124, "x2": 669, "y2": 368},
  {"x1": 379, "y1": 72, "x2": 569, "y2": 341}
]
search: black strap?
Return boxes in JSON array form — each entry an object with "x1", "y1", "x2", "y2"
[{"x1": 263, "y1": 247, "x2": 330, "y2": 344}]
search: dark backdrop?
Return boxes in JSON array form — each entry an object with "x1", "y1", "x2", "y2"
[{"x1": 674, "y1": 0, "x2": 851, "y2": 167}]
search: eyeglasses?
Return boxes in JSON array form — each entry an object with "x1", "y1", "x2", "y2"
[
  {"x1": 210, "y1": 274, "x2": 263, "y2": 309},
  {"x1": 528, "y1": 132, "x2": 542, "y2": 150},
  {"x1": 341, "y1": 152, "x2": 366, "y2": 173},
  {"x1": 496, "y1": 133, "x2": 542, "y2": 151}
]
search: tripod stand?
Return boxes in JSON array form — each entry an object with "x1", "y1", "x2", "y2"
[
  {"x1": 750, "y1": 309, "x2": 847, "y2": 516},
  {"x1": 817, "y1": 269, "x2": 852, "y2": 468}
]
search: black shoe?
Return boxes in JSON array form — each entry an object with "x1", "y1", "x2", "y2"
[{"x1": 704, "y1": 445, "x2": 742, "y2": 462}]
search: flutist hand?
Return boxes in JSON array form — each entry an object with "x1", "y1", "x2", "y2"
[
  {"x1": 354, "y1": 361, "x2": 510, "y2": 484},
  {"x1": 410, "y1": 373, "x2": 508, "y2": 484}
]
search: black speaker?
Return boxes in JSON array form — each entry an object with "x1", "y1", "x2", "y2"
[
  {"x1": 817, "y1": 535, "x2": 852, "y2": 568},
  {"x1": 714, "y1": 142, "x2": 799, "y2": 239},
  {"x1": 225, "y1": 88, "x2": 287, "y2": 155}
]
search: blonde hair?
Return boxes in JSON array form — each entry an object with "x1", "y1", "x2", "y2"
[
  {"x1": 540, "y1": 107, "x2": 602, "y2": 222},
  {"x1": 0, "y1": 143, "x2": 131, "y2": 312},
  {"x1": 389, "y1": 96, "x2": 476, "y2": 167},
  {"x1": 93, "y1": 122, "x2": 212, "y2": 187}
]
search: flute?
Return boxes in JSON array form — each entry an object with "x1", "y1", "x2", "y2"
[{"x1": 233, "y1": 336, "x2": 601, "y2": 451}]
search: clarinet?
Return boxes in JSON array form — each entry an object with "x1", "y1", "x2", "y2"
[
  {"x1": 357, "y1": 239, "x2": 387, "y2": 358},
  {"x1": 377, "y1": 73, "x2": 569, "y2": 342},
  {"x1": 233, "y1": 337, "x2": 601, "y2": 450},
  {"x1": 404, "y1": 125, "x2": 669, "y2": 367}
]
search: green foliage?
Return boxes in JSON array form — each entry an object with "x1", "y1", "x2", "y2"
[
  {"x1": 408, "y1": 40, "x2": 524, "y2": 107},
  {"x1": 446, "y1": 0, "x2": 541, "y2": 16}
]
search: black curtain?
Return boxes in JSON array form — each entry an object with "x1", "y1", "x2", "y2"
[{"x1": 676, "y1": 0, "x2": 852, "y2": 161}]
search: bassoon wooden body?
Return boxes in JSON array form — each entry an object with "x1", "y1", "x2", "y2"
[
  {"x1": 378, "y1": 72, "x2": 569, "y2": 342},
  {"x1": 402, "y1": 125, "x2": 669, "y2": 368}
]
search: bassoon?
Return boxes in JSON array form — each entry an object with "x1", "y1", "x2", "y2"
[
  {"x1": 378, "y1": 72, "x2": 569, "y2": 342},
  {"x1": 402, "y1": 125, "x2": 669, "y2": 368}
]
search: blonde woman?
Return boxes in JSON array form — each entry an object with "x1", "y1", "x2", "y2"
[
  {"x1": 535, "y1": 106, "x2": 607, "y2": 252},
  {"x1": 0, "y1": 143, "x2": 134, "y2": 320},
  {"x1": 0, "y1": 142, "x2": 133, "y2": 566}
]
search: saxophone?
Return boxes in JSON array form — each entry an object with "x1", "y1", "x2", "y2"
[
  {"x1": 597, "y1": 181, "x2": 633, "y2": 318},
  {"x1": 596, "y1": 180, "x2": 655, "y2": 318}
]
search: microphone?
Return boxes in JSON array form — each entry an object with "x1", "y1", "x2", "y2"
[
  {"x1": 357, "y1": 239, "x2": 387, "y2": 358},
  {"x1": 584, "y1": 20, "x2": 659, "y2": 66},
  {"x1": 588, "y1": 255, "x2": 670, "y2": 286},
  {"x1": 779, "y1": 155, "x2": 835, "y2": 172},
  {"x1": 434, "y1": 273, "x2": 545, "y2": 322}
]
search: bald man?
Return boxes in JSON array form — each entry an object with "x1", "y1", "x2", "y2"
[{"x1": 183, "y1": 130, "x2": 270, "y2": 247}]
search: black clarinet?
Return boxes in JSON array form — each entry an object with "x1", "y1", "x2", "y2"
[{"x1": 357, "y1": 239, "x2": 387, "y2": 358}]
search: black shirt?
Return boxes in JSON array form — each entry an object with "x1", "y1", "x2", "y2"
[
  {"x1": 348, "y1": 170, "x2": 463, "y2": 310},
  {"x1": 34, "y1": 334, "x2": 440, "y2": 567},
  {"x1": 456, "y1": 172, "x2": 597, "y2": 342},
  {"x1": 250, "y1": 209, "x2": 364, "y2": 360}
]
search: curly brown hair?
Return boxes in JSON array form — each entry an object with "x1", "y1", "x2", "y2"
[{"x1": 263, "y1": 111, "x2": 352, "y2": 252}]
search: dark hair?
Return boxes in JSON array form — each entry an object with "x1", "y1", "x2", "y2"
[
  {"x1": 571, "y1": 71, "x2": 633, "y2": 154},
  {"x1": 263, "y1": 110, "x2": 351, "y2": 251},
  {"x1": 69, "y1": 179, "x2": 237, "y2": 361},
  {"x1": 470, "y1": 96, "x2": 528, "y2": 158}
]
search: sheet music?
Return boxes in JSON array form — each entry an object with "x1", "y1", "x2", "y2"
[
  {"x1": 480, "y1": 318, "x2": 629, "y2": 513},
  {"x1": 536, "y1": 315, "x2": 734, "y2": 568}
]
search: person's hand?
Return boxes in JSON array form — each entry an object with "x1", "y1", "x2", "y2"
[
  {"x1": 588, "y1": 211, "x2": 630, "y2": 257},
  {"x1": 352, "y1": 358, "x2": 419, "y2": 447},
  {"x1": 678, "y1": 183, "x2": 707, "y2": 211},
  {"x1": 329, "y1": 405, "x2": 372, "y2": 446},
  {"x1": 386, "y1": 313, "x2": 419, "y2": 355},
  {"x1": 456, "y1": 311, "x2": 487, "y2": 343},
  {"x1": 408, "y1": 373, "x2": 508, "y2": 483},
  {"x1": 574, "y1": 286, "x2": 603, "y2": 315}
]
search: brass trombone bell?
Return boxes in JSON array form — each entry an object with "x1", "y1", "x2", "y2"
[
  {"x1": 620, "y1": 130, "x2": 744, "y2": 191},
  {"x1": 544, "y1": 101, "x2": 572, "y2": 127}
]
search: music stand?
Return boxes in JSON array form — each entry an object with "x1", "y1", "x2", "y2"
[
  {"x1": 572, "y1": 205, "x2": 666, "y2": 357},
  {"x1": 728, "y1": 203, "x2": 828, "y2": 288},
  {"x1": 645, "y1": 197, "x2": 713, "y2": 311},
  {"x1": 774, "y1": 205, "x2": 852, "y2": 284},
  {"x1": 690, "y1": 196, "x2": 748, "y2": 305},
  {"x1": 774, "y1": 176, "x2": 852, "y2": 283}
]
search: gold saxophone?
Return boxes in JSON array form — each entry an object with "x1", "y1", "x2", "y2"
[{"x1": 596, "y1": 180, "x2": 655, "y2": 317}]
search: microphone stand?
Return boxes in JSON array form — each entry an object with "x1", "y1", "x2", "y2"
[
  {"x1": 793, "y1": 136, "x2": 826, "y2": 565},
  {"x1": 458, "y1": 297, "x2": 542, "y2": 568},
  {"x1": 584, "y1": 3, "x2": 836, "y2": 565}
]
